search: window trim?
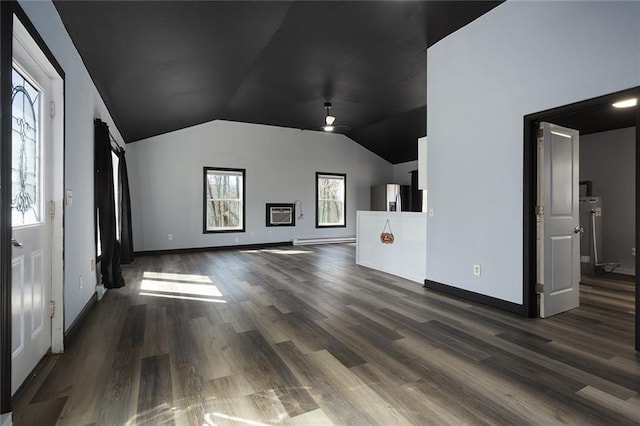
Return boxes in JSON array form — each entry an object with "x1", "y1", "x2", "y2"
[
  {"x1": 203, "y1": 166, "x2": 246, "y2": 234},
  {"x1": 315, "y1": 172, "x2": 346, "y2": 228}
]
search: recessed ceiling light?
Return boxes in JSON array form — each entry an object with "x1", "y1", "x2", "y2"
[{"x1": 612, "y1": 98, "x2": 637, "y2": 108}]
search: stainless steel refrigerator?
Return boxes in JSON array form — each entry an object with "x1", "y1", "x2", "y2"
[{"x1": 371, "y1": 184, "x2": 410, "y2": 211}]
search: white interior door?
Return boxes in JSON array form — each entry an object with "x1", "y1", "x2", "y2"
[
  {"x1": 10, "y1": 48, "x2": 53, "y2": 394},
  {"x1": 538, "y1": 122, "x2": 580, "y2": 318}
]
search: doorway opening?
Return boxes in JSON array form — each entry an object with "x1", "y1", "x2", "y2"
[{"x1": 523, "y1": 87, "x2": 640, "y2": 351}]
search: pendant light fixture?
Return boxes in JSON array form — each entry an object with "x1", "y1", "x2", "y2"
[{"x1": 323, "y1": 102, "x2": 336, "y2": 131}]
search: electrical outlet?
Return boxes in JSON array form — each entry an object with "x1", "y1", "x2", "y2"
[
  {"x1": 79, "y1": 274, "x2": 84, "y2": 290},
  {"x1": 428, "y1": 208, "x2": 434, "y2": 217},
  {"x1": 473, "y1": 264, "x2": 481, "y2": 276},
  {"x1": 168, "y1": 233, "x2": 173, "y2": 241},
  {"x1": 235, "y1": 237, "x2": 240, "y2": 243}
]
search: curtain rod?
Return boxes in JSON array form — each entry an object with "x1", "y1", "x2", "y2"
[
  {"x1": 109, "y1": 132, "x2": 124, "y2": 152},
  {"x1": 96, "y1": 118, "x2": 124, "y2": 152}
]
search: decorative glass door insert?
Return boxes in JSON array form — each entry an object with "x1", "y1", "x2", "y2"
[{"x1": 11, "y1": 66, "x2": 41, "y2": 226}]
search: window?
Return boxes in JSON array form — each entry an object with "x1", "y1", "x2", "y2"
[
  {"x1": 204, "y1": 167, "x2": 245, "y2": 232},
  {"x1": 96, "y1": 149, "x2": 120, "y2": 258},
  {"x1": 316, "y1": 172, "x2": 346, "y2": 227},
  {"x1": 11, "y1": 66, "x2": 42, "y2": 227}
]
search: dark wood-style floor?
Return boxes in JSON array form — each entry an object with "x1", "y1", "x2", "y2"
[{"x1": 12, "y1": 244, "x2": 640, "y2": 425}]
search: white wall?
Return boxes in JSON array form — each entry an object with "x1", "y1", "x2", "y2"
[
  {"x1": 427, "y1": 1, "x2": 640, "y2": 303},
  {"x1": 392, "y1": 160, "x2": 418, "y2": 185},
  {"x1": 127, "y1": 120, "x2": 392, "y2": 252},
  {"x1": 580, "y1": 127, "x2": 636, "y2": 275},
  {"x1": 18, "y1": 1, "x2": 125, "y2": 330}
]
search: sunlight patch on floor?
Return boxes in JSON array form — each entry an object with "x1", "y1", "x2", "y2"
[
  {"x1": 139, "y1": 292, "x2": 227, "y2": 304},
  {"x1": 140, "y1": 271, "x2": 225, "y2": 302},
  {"x1": 141, "y1": 279, "x2": 223, "y2": 297},
  {"x1": 143, "y1": 271, "x2": 212, "y2": 283},
  {"x1": 203, "y1": 412, "x2": 270, "y2": 426},
  {"x1": 241, "y1": 249, "x2": 313, "y2": 255}
]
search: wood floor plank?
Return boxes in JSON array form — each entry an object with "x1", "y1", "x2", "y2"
[
  {"x1": 11, "y1": 355, "x2": 59, "y2": 408},
  {"x1": 12, "y1": 396, "x2": 67, "y2": 426},
  {"x1": 239, "y1": 301, "x2": 296, "y2": 345},
  {"x1": 499, "y1": 333, "x2": 640, "y2": 392},
  {"x1": 141, "y1": 304, "x2": 170, "y2": 358},
  {"x1": 306, "y1": 349, "x2": 414, "y2": 425},
  {"x1": 273, "y1": 341, "x2": 380, "y2": 425},
  {"x1": 10, "y1": 244, "x2": 639, "y2": 425},
  {"x1": 349, "y1": 363, "x2": 468, "y2": 426},
  {"x1": 171, "y1": 363, "x2": 208, "y2": 426},
  {"x1": 318, "y1": 318, "x2": 422, "y2": 385},
  {"x1": 408, "y1": 349, "x2": 571, "y2": 425},
  {"x1": 576, "y1": 386, "x2": 640, "y2": 424},
  {"x1": 96, "y1": 346, "x2": 142, "y2": 425},
  {"x1": 137, "y1": 353, "x2": 174, "y2": 425},
  {"x1": 281, "y1": 311, "x2": 367, "y2": 368},
  {"x1": 284, "y1": 408, "x2": 335, "y2": 425},
  {"x1": 463, "y1": 324, "x2": 638, "y2": 400},
  {"x1": 233, "y1": 330, "x2": 319, "y2": 417}
]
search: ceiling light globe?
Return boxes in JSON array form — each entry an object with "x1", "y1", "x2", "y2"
[{"x1": 612, "y1": 98, "x2": 637, "y2": 108}]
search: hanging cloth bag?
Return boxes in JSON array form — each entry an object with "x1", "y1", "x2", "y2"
[{"x1": 380, "y1": 219, "x2": 394, "y2": 244}]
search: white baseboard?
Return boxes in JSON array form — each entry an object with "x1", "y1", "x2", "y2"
[{"x1": 293, "y1": 237, "x2": 356, "y2": 246}]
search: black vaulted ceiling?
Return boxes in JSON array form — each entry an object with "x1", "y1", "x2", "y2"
[{"x1": 54, "y1": 1, "x2": 504, "y2": 163}]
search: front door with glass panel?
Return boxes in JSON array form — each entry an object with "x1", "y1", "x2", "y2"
[{"x1": 10, "y1": 62, "x2": 52, "y2": 394}]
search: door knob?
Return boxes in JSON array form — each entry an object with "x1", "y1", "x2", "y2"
[
  {"x1": 573, "y1": 227, "x2": 584, "y2": 234},
  {"x1": 11, "y1": 238, "x2": 22, "y2": 247}
]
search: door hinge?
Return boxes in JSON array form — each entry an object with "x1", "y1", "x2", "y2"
[
  {"x1": 50, "y1": 101, "x2": 55, "y2": 118},
  {"x1": 50, "y1": 300, "x2": 55, "y2": 318},
  {"x1": 536, "y1": 283, "x2": 544, "y2": 293},
  {"x1": 536, "y1": 205, "x2": 544, "y2": 216},
  {"x1": 50, "y1": 200, "x2": 55, "y2": 219}
]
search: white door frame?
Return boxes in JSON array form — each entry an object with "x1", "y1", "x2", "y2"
[{"x1": 13, "y1": 14, "x2": 64, "y2": 355}]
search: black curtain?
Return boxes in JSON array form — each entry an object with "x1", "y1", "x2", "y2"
[
  {"x1": 94, "y1": 119, "x2": 124, "y2": 288},
  {"x1": 117, "y1": 148, "x2": 134, "y2": 264}
]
